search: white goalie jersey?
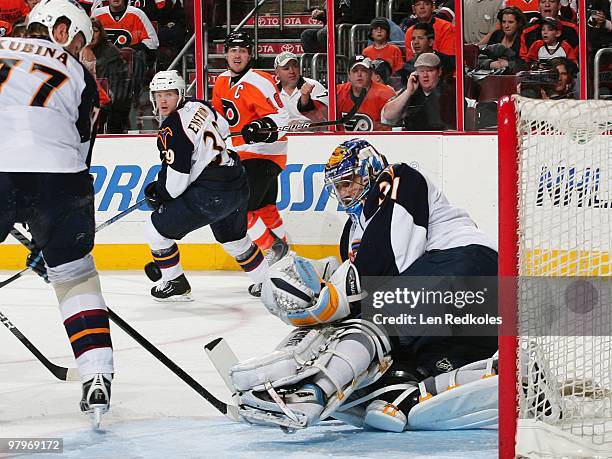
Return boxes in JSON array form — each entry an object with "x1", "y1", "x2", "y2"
[{"x1": 0, "y1": 37, "x2": 99, "y2": 173}]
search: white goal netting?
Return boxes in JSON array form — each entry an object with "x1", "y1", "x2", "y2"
[{"x1": 512, "y1": 96, "x2": 612, "y2": 458}]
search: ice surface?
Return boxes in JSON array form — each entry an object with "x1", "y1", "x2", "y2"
[{"x1": 0, "y1": 271, "x2": 497, "y2": 458}]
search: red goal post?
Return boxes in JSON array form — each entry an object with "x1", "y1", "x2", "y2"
[{"x1": 497, "y1": 95, "x2": 612, "y2": 458}]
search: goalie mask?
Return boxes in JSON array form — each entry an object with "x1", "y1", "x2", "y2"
[
  {"x1": 324, "y1": 139, "x2": 388, "y2": 218},
  {"x1": 149, "y1": 70, "x2": 186, "y2": 116},
  {"x1": 28, "y1": 0, "x2": 93, "y2": 49}
]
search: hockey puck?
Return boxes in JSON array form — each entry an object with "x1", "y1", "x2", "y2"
[{"x1": 144, "y1": 262, "x2": 162, "y2": 282}]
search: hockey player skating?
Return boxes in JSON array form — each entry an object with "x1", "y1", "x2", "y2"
[
  {"x1": 143, "y1": 70, "x2": 268, "y2": 300},
  {"x1": 227, "y1": 139, "x2": 498, "y2": 432},
  {"x1": 212, "y1": 32, "x2": 291, "y2": 296},
  {"x1": 0, "y1": 0, "x2": 112, "y2": 427}
]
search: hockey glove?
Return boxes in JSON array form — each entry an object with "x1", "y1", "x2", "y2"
[
  {"x1": 144, "y1": 182, "x2": 163, "y2": 211},
  {"x1": 26, "y1": 250, "x2": 50, "y2": 283},
  {"x1": 241, "y1": 117, "x2": 278, "y2": 144}
]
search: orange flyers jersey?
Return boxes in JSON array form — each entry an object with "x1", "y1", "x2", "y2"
[
  {"x1": 0, "y1": 0, "x2": 29, "y2": 25},
  {"x1": 504, "y1": 0, "x2": 540, "y2": 15},
  {"x1": 92, "y1": 6, "x2": 159, "y2": 49},
  {"x1": 362, "y1": 43, "x2": 405, "y2": 73},
  {"x1": 336, "y1": 81, "x2": 395, "y2": 131},
  {"x1": 212, "y1": 69, "x2": 289, "y2": 168}
]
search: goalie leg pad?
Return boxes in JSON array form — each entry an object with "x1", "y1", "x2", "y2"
[
  {"x1": 408, "y1": 355, "x2": 498, "y2": 430},
  {"x1": 230, "y1": 327, "x2": 338, "y2": 392},
  {"x1": 232, "y1": 319, "x2": 393, "y2": 429}
]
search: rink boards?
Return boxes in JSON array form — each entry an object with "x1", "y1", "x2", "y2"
[{"x1": 0, "y1": 132, "x2": 499, "y2": 269}]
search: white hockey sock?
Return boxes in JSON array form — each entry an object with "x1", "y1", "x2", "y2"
[
  {"x1": 222, "y1": 237, "x2": 268, "y2": 284},
  {"x1": 313, "y1": 335, "x2": 375, "y2": 398}
]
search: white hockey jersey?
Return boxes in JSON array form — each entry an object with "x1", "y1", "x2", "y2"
[
  {"x1": 154, "y1": 99, "x2": 235, "y2": 200},
  {"x1": 0, "y1": 37, "x2": 98, "y2": 173}
]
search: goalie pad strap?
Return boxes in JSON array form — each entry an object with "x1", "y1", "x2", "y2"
[{"x1": 265, "y1": 382, "x2": 300, "y2": 423}]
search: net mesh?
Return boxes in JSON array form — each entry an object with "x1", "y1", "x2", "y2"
[{"x1": 514, "y1": 96, "x2": 612, "y2": 448}]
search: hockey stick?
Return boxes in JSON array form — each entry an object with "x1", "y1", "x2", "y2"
[
  {"x1": 204, "y1": 338, "x2": 239, "y2": 395},
  {"x1": 107, "y1": 308, "x2": 239, "y2": 420},
  {"x1": 95, "y1": 198, "x2": 146, "y2": 232},
  {"x1": 0, "y1": 268, "x2": 29, "y2": 289},
  {"x1": 228, "y1": 88, "x2": 367, "y2": 137},
  {"x1": 0, "y1": 310, "x2": 80, "y2": 381}
]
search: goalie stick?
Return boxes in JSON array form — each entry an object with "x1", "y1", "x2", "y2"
[
  {"x1": 228, "y1": 88, "x2": 367, "y2": 137},
  {"x1": 107, "y1": 309, "x2": 239, "y2": 421},
  {"x1": 205, "y1": 337, "x2": 239, "y2": 395}
]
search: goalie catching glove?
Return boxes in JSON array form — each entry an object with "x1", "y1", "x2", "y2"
[{"x1": 261, "y1": 256, "x2": 365, "y2": 326}]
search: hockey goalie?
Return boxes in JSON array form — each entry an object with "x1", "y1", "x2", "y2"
[{"x1": 228, "y1": 139, "x2": 499, "y2": 432}]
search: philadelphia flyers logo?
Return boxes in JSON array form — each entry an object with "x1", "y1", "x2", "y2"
[
  {"x1": 221, "y1": 98, "x2": 240, "y2": 127},
  {"x1": 105, "y1": 29, "x2": 133, "y2": 48},
  {"x1": 343, "y1": 113, "x2": 374, "y2": 131}
]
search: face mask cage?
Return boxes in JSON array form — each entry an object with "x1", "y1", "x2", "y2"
[{"x1": 325, "y1": 168, "x2": 370, "y2": 210}]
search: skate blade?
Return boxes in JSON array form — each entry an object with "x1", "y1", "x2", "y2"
[
  {"x1": 153, "y1": 293, "x2": 194, "y2": 302},
  {"x1": 89, "y1": 405, "x2": 107, "y2": 430}
]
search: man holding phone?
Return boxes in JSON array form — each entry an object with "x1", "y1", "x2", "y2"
[{"x1": 381, "y1": 53, "x2": 456, "y2": 131}]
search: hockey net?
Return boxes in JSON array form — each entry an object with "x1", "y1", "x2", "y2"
[{"x1": 498, "y1": 96, "x2": 612, "y2": 458}]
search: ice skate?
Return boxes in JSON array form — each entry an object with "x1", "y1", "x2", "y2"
[
  {"x1": 239, "y1": 383, "x2": 326, "y2": 429},
  {"x1": 80, "y1": 374, "x2": 112, "y2": 429},
  {"x1": 248, "y1": 282, "x2": 263, "y2": 297},
  {"x1": 151, "y1": 274, "x2": 193, "y2": 302},
  {"x1": 265, "y1": 231, "x2": 289, "y2": 266}
]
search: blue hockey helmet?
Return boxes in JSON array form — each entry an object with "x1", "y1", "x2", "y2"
[{"x1": 324, "y1": 138, "x2": 388, "y2": 217}]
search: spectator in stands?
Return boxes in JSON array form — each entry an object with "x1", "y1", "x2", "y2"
[
  {"x1": 300, "y1": 0, "x2": 376, "y2": 53},
  {"x1": 403, "y1": 22, "x2": 454, "y2": 81},
  {"x1": 93, "y1": 0, "x2": 159, "y2": 53},
  {"x1": 93, "y1": 0, "x2": 159, "y2": 113},
  {"x1": 336, "y1": 55, "x2": 396, "y2": 131},
  {"x1": 154, "y1": 0, "x2": 188, "y2": 69},
  {"x1": 479, "y1": 7, "x2": 526, "y2": 58},
  {"x1": 587, "y1": 0, "x2": 612, "y2": 59},
  {"x1": 382, "y1": 53, "x2": 456, "y2": 131},
  {"x1": 274, "y1": 51, "x2": 329, "y2": 124},
  {"x1": 475, "y1": 8, "x2": 526, "y2": 75},
  {"x1": 526, "y1": 17, "x2": 578, "y2": 63},
  {"x1": 88, "y1": 17, "x2": 132, "y2": 132},
  {"x1": 506, "y1": 0, "x2": 576, "y2": 22},
  {"x1": 371, "y1": 58, "x2": 392, "y2": 85},
  {"x1": 362, "y1": 17, "x2": 405, "y2": 74},
  {"x1": 0, "y1": 0, "x2": 29, "y2": 36},
  {"x1": 400, "y1": 0, "x2": 455, "y2": 31},
  {"x1": 545, "y1": 56, "x2": 578, "y2": 98},
  {"x1": 404, "y1": 0, "x2": 455, "y2": 62},
  {"x1": 520, "y1": 0, "x2": 579, "y2": 60}
]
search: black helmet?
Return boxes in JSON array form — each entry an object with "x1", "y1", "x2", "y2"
[
  {"x1": 369, "y1": 17, "x2": 390, "y2": 40},
  {"x1": 224, "y1": 31, "x2": 253, "y2": 53}
]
